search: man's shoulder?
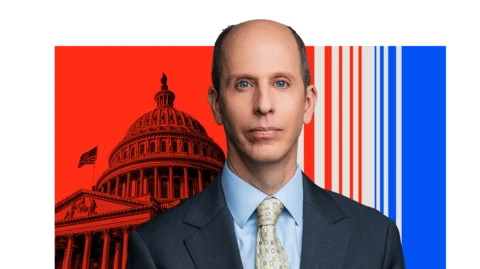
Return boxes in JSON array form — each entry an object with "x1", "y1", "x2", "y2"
[
  {"x1": 133, "y1": 173, "x2": 225, "y2": 243},
  {"x1": 320, "y1": 187, "x2": 394, "y2": 229},
  {"x1": 303, "y1": 176, "x2": 392, "y2": 227},
  {"x1": 133, "y1": 195, "x2": 198, "y2": 241},
  {"x1": 126, "y1": 193, "x2": 213, "y2": 267}
]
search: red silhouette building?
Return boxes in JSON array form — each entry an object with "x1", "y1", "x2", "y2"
[{"x1": 55, "y1": 74, "x2": 225, "y2": 269}]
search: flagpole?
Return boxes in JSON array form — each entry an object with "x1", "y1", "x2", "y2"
[{"x1": 92, "y1": 143, "x2": 98, "y2": 190}]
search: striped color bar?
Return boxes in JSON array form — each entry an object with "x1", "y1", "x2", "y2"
[
  {"x1": 300, "y1": 46, "x2": 403, "y2": 233},
  {"x1": 299, "y1": 46, "x2": 446, "y2": 268}
]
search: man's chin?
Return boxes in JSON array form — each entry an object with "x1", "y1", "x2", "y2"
[{"x1": 246, "y1": 150, "x2": 285, "y2": 166}]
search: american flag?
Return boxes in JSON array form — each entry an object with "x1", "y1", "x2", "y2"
[{"x1": 77, "y1": 146, "x2": 97, "y2": 168}]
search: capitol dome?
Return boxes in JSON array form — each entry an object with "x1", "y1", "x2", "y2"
[
  {"x1": 55, "y1": 74, "x2": 226, "y2": 269},
  {"x1": 123, "y1": 76, "x2": 208, "y2": 140},
  {"x1": 95, "y1": 73, "x2": 225, "y2": 205}
]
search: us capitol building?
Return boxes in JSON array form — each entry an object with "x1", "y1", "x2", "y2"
[{"x1": 55, "y1": 74, "x2": 225, "y2": 269}]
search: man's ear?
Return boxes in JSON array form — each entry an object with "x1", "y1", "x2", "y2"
[
  {"x1": 303, "y1": 84, "x2": 318, "y2": 124},
  {"x1": 208, "y1": 86, "x2": 224, "y2": 125}
]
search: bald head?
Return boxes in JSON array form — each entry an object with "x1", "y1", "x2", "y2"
[
  {"x1": 227, "y1": 20, "x2": 295, "y2": 43},
  {"x1": 211, "y1": 19, "x2": 310, "y2": 94}
]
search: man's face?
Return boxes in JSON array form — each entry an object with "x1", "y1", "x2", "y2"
[{"x1": 209, "y1": 23, "x2": 316, "y2": 166}]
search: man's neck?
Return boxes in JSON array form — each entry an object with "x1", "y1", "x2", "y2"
[{"x1": 226, "y1": 151, "x2": 298, "y2": 196}]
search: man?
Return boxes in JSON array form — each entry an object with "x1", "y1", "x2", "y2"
[{"x1": 126, "y1": 19, "x2": 405, "y2": 269}]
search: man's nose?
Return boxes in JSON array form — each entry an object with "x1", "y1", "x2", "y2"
[{"x1": 253, "y1": 83, "x2": 275, "y2": 116}]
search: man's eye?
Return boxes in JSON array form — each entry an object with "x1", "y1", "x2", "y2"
[
  {"x1": 238, "y1": 81, "x2": 250, "y2": 88},
  {"x1": 275, "y1": 81, "x2": 287, "y2": 88}
]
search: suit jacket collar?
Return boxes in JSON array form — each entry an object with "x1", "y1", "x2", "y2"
[
  {"x1": 182, "y1": 169, "x2": 350, "y2": 269},
  {"x1": 183, "y1": 170, "x2": 244, "y2": 269},
  {"x1": 300, "y1": 172, "x2": 350, "y2": 269}
]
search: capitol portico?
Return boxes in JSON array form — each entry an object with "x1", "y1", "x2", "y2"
[{"x1": 55, "y1": 74, "x2": 225, "y2": 269}]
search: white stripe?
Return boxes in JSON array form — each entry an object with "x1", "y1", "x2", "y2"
[
  {"x1": 396, "y1": 46, "x2": 403, "y2": 238},
  {"x1": 298, "y1": 125, "x2": 304, "y2": 170},
  {"x1": 384, "y1": 46, "x2": 389, "y2": 217},
  {"x1": 362, "y1": 46, "x2": 375, "y2": 209},
  {"x1": 331, "y1": 46, "x2": 339, "y2": 194},
  {"x1": 342, "y1": 46, "x2": 350, "y2": 198},
  {"x1": 375, "y1": 47, "x2": 381, "y2": 211},
  {"x1": 314, "y1": 46, "x2": 325, "y2": 188},
  {"x1": 353, "y1": 46, "x2": 359, "y2": 202}
]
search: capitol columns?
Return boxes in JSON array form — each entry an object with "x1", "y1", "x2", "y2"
[
  {"x1": 113, "y1": 242, "x2": 122, "y2": 269},
  {"x1": 198, "y1": 167, "x2": 203, "y2": 192},
  {"x1": 126, "y1": 172, "x2": 131, "y2": 197},
  {"x1": 115, "y1": 175, "x2": 120, "y2": 196},
  {"x1": 107, "y1": 180, "x2": 111, "y2": 194},
  {"x1": 62, "y1": 233, "x2": 74, "y2": 269},
  {"x1": 121, "y1": 225, "x2": 131, "y2": 269},
  {"x1": 143, "y1": 174, "x2": 148, "y2": 194},
  {"x1": 139, "y1": 168, "x2": 144, "y2": 196},
  {"x1": 101, "y1": 228, "x2": 111, "y2": 269},
  {"x1": 169, "y1": 166, "x2": 173, "y2": 198},
  {"x1": 81, "y1": 231, "x2": 92, "y2": 269},
  {"x1": 74, "y1": 253, "x2": 81, "y2": 269},
  {"x1": 62, "y1": 249, "x2": 68, "y2": 269},
  {"x1": 154, "y1": 166, "x2": 158, "y2": 199},
  {"x1": 183, "y1": 166, "x2": 189, "y2": 198}
]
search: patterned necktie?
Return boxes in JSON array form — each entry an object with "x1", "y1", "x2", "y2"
[{"x1": 256, "y1": 197, "x2": 289, "y2": 269}]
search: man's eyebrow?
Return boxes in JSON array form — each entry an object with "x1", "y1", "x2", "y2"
[
  {"x1": 226, "y1": 74, "x2": 257, "y2": 84},
  {"x1": 227, "y1": 73, "x2": 255, "y2": 80},
  {"x1": 226, "y1": 72, "x2": 296, "y2": 84},
  {"x1": 269, "y1": 72, "x2": 296, "y2": 81}
]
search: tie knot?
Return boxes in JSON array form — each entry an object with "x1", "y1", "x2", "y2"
[{"x1": 256, "y1": 197, "x2": 284, "y2": 226}]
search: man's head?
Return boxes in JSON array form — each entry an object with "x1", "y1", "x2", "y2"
[
  {"x1": 208, "y1": 19, "x2": 317, "y2": 166},
  {"x1": 211, "y1": 22, "x2": 311, "y2": 95}
]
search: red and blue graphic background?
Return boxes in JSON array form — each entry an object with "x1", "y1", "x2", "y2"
[{"x1": 55, "y1": 46, "x2": 445, "y2": 268}]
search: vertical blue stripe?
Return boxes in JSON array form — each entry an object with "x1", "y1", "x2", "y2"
[
  {"x1": 374, "y1": 46, "x2": 377, "y2": 209},
  {"x1": 402, "y1": 46, "x2": 446, "y2": 268},
  {"x1": 388, "y1": 46, "x2": 396, "y2": 222},
  {"x1": 380, "y1": 46, "x2": 384, "y2": 214}
]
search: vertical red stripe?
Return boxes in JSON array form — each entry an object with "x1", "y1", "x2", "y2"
[
  {"x1": 324, "y1": 47, "x2": 332, "y2": 190},
  {"x1": 338, "y1": 47, "x2": 343, "y2": 195},
  {"x1": 349, "y1": 46, "x2": 354, "y2": 200},
  {"x1": 358, "y1": 46, "x2": 363, "y2": 203},
  {"x1": 304, "y1": 46, "x2": 315, "y2": 181}
]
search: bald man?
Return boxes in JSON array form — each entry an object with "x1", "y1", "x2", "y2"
[{"x1": 126, "y1": 20, "x2": 405, "y2": 269}]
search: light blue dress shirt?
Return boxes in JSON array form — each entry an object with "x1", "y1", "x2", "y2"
[{"x1": 221, "y1": 161, "x2": 304, "y2": 269}]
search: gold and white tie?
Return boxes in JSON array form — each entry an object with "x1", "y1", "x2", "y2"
[{"x1": 256, "y1": 197, "x2": 289, "y2": 269}]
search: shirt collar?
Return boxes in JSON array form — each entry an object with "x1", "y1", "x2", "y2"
[{"x1": 221, "y1": 161, "x2": 304, "y2": 228}]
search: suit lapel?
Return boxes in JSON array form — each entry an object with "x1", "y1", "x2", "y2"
[
  {"x1": 300, "y1": 174, "x2": 350, "y2": 269},
  {"x1": 183, "y1": 171, "x2": 243, "y2": 269},
  {"x1": 182, "y1": 171, "x2": 350, "y2": 269}
]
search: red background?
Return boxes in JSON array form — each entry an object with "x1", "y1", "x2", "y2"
[
  {"x1": 55, "y1": 46, "x2": 314, "y2": 203},
  {"x1": 55, "y1": 47, "x2": 227, "y2": 203}
]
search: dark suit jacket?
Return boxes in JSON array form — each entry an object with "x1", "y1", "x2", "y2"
[{"x1": 126, "y1": 171, "x2": 405, "y2": 269}]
